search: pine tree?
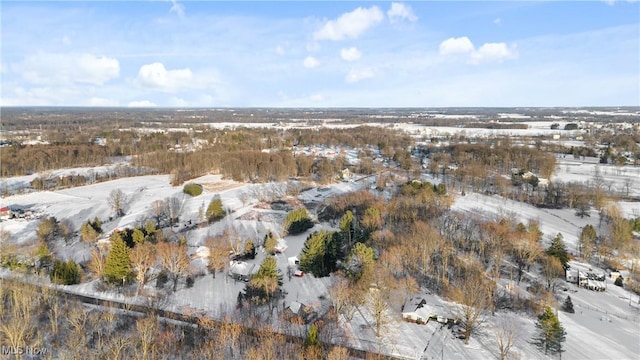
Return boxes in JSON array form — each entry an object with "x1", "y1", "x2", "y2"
[
  {"x1": 547, "y1": 233, "x2": 570, "y2": 270},
  {"x1": 339, "y1": 210, "x2": 354, "y2": 245},
  {"x1": 243, "y1": 240, "x2": 256, "y2": 259},
  {"x1": 345, "y1": 242, "x2": 375, "y2": 283},
  {"x1": 300, "y1": 231, "x2": 328, "y2": 277},
  {"x1": 104, "y1": 235, "x2": 134, "y2": 285},
  {"x1": 245, "y1": 256, "x2": 283, "y2": 303},
  {"x1": 50, "y1": 259, "x2": 81, "y2": 285},
  {"x1": 132, "y1": 228, "x2": 145, "y2": 245},
  {"x1": 533, "y1": 306, "x2": 566, "y2": 356},
  {"x1": 264, "y1": 231, "x2": 277, "y2": 255},
  {"x1": 206, "y1": 197, "x2": 225, "y2": 223},
  {"x1": 253, "y1": 256, "x2": 282, "y2": 284},
  {"x1": 283, "y1": 208, "x2": 313, "y2": 235},
  {"x1": 561, "y1": 296, "x2": 575, "y2": 314},
  {"x1": 305, "y1": 324, "x2": 320, "y2": 348}
]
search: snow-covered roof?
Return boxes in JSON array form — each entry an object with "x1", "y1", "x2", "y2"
[{"x1": 228, "y1": 261, "x2": 255, "y2": 276}]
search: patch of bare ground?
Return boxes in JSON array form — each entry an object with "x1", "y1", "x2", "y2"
[{"x1": 199, "y1": 178, "x2": 244, "y2": 193}]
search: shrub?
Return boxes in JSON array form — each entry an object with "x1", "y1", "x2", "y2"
[
  {"x1": 50, "y1": 259, "x2": 82, "y2": 285},
  {"x1": 156, "y1": 270, "x2": 168, "y2": 288},
  {"x1": 614, "y1": 275, "x2": 624, "y2": 287},
  {"x1": 183, "y1": 183, "x2": 203, "y2": 197},
  {"x1": 186, "y1": 276, "x2": 195, "y2": 288}
]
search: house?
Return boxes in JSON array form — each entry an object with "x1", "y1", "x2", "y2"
[
  {"x1": 228, "y1": 261, "x2": 255, "y2": 282},
  {"x1": 402, "y1": 297, "x2": 435, "y2": 324},
  {"x1": 402, "y1": 296, "x2": 454, "y2": 325},
  {"x1": 0, "y1": 206, "x2": 11, "y2": 220},
  {"x1": 283, "y1": 301, "x2": 317, "y2": 324}
]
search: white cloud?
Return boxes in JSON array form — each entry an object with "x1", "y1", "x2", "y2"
[
  {"x1": 493, "y1": 18, "x2": 502, "y2": 25},
  {"x1": 169, "y1": 0, "x2": 185, "y2": 17},
  {"x1": 14, "y1": 53, "x2": 119, "y2": 85},
  {"x1": 62, "y1": 35, "x2": 71, "y2": 45},
  {"x1": 471, "y1": 42, "x2": 517, "y2": 64},
  {"x1": 128, "y1": 100, "x2": 157, "y2": 107},
  {"x1": 387, "y1": 3, "x2": 418, "y2": 23},
  {"x1": 135, "y1": 62, "x2": 194, "y2": 92},
  {"x1": 439, "y1": 37, "x2": 475, "y2": 56},
  {"x1": 89, "y1": 97, "x2": 119, "y2": 106},
  {"x1": 340, "y1": 47, "x2": 362, "y2": 61},
  {"x1": 439, "y1": 37, "x2": 517, "y2": 64},
  {"x1": 275, "y1": 45, "x2": 285, "y2": 55},
  {"x1": 346, "y1": 68, "x2": 375, "y2": 83},
  {"x1": 313, "y1": 6, "x2": 384, "y2": 41},
  {"x1": 303, "y1": 56, "x2": 320, "y2": 68}
]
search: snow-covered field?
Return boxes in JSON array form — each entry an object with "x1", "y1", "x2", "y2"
[{"x1": 554, "y1": 157, "x2": 640, "y2": 199}]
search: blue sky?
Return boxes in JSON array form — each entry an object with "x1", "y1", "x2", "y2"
[{"x1": 1, "y1": 1, "x2": 638, "y2": 107}]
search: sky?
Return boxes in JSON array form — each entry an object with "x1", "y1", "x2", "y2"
[{"x1": 1, "y1": 1, "x2": 638, "y2": 108}]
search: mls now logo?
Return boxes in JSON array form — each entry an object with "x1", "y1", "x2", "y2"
[{"x1": 2, "y1": 345, "x2": 48, "y2": 356}]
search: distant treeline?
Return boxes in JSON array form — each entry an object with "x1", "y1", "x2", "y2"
[{"x1": 463, "y1": 122, "x2": 528, "y2": 129}]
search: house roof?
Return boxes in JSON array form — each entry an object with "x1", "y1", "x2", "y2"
[{"x1": 229, "y1": 261, "x2": 255, "y2": 276}]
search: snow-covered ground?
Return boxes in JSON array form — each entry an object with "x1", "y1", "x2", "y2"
[
  {"x1": 554, "y1": 157, "x2": 640, "y2": 198},
  {"x1": 1, "y1": 159, "x2": 639, "y2": 359}
]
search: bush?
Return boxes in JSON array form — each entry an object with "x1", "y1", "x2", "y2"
[
  {"x1": 183, "y1": 183, "x2": 203, "y2": 197},
  {"x1": 50, "y1": 259, "x2": 82, "y2": 285},
  {"x1": 614, "y1": 275, "x2": 624, "y2": 287},
  {"x1": 284, "y1": 208, "x2": 314, "y2": 235},
  {"x1": 186, "y1": 276, "x2": 195, "y2": 288},
  {"x1": 156, "y1": 270, "x2": 168, "y2": 288}
]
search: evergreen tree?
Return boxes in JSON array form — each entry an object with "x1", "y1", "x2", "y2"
[
  {"x1": 244, "y1": 240, "x2": 256, "y2": 259},
  {"x1": 305, "y1": 324, "x2": 320, "y2": 348},
  {"x1": 533, "y1": 306, "x2": 566, "y2": 356},
  {"x1": 50, "y1": 259, "x2": 81, "y2": 285},
  {"x1": 104, "y1": 235, "x2": 134, "y2": 285},
  {"x1": 324, "y1": 232, "x2": 342, "y2": 273},
  {"x1": 345, "y1": 242, "x2": 375, "y2": 283},
  {"x1": 253, "y1": 256, "x2": 282, "y2": 284},
  {"x1": 264, "y1": 231, "x2": 277, "y2": 255},
  {"x1": 339, "y1": 210, "x2": 354, "y2": 245},
  {"x1": 283, "y1": 208, "x2": 314, "y2": 235},
  {"x1": 561, "y1": 296, "x2": 575, "y2": 314},
  {"x1": 300, "y1": 231, "x2": 328, "y2": 277},
  {"x1": 614, "y1": 275, "x2": 624, "y2": 287},
  {"x1": 245, "y1": 256, "x2": 283, "y2": 303},
  {"x1": 206, "y1": 197, "x2": 225, "y2": 223},
  {"x1": 132, "y1": 228, "x2": 145, "y2": 245},
  {"x1": 547, "y1": 233, "x2": 570, "y2": 270},
  {"x1": 35, "y1": 241, "x2": 52, "y2": 272}
]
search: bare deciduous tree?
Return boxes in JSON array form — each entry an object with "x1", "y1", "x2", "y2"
[
  {"x1": 157, "y1": 242, "x2": 190, "y2": 291},
  {"x1": 151, "y1": 199, "x2": 167, "y2": 226},
  {"x1": 130, "y1": 242, "x2": 157, "y2": 295},
  {"x1": 166, "y1": 195, "x2": 183, "y2": 226},
  {"x1": 136, "y1": 316, "x2": 158, "y2": 360},
  {"x1": 496, "y1": 314, "x2": 521, "y2": 360},
  {"x1": 89, "y1": 245, "x2": 109, "y2": 279},
  {"x1": 451, "y1": 266, "x2": 493, "y2": 345},
  {"x1": 108, "y1": 189, "x2": 126, "y2": 217}
]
